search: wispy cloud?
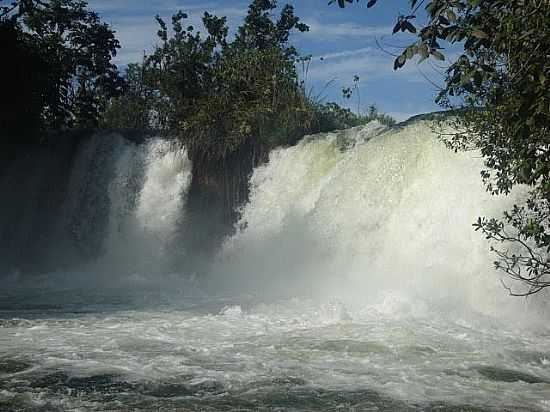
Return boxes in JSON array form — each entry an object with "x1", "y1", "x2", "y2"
[
  {"x1": 88, "y1": 1, "x2": 247, "y2": 66},
  {"x1": 308, "y1": 47, "x2": 448, "y2": 87},
  {"x1": 308, "y1": 50, "x2": 400, "y2": 81},
  {"x1": 109, "y1": 16, "x2": 158, "y2": 65},
  {"x1": 317, "y1": 47, "x2": 374, "y2": 61},
  {"x1": 89, "y1": 1, "x2": 244, "y2": 16},
  {"x1": 304, "y1": 19, "x2": 391, "y2": 39}
]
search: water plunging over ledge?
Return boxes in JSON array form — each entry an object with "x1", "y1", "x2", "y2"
[{"x1": 1, "y1": 120, "x2": 549, "y2": 411}]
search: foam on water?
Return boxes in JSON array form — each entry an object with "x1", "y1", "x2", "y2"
[
  {"x1": 1, "y1": 295, "x2": 550, "y2": 411},
  {"x1": 216, "y1": 121, "x2": 547, "y2": 321},
  {"x1": 2, "y1": 120, "x2": 550, "y2": 410}
]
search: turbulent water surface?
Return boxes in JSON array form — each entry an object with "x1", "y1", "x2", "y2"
[
  {"x1": 2, "y1": 121, "x2": 550, "y2": 411},
  {"x1": 1, "y1": 290, "x2": 550, "y2": 411}
]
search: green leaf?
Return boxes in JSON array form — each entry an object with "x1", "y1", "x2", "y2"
[
  {"x1": 431, "y1": 50, "x2": 445, "y2": 61},
  {"x1": 394, "y1": 53, "x2": 406, "y2": 70},
  {"x1": 403, "y1": 20, "x2": 417, "y2": 33},
  {"x1": 473, "y1": 71, "x2": 483, "y2": 87},
  {"x1": 392, "y1": 21, "x2": 401, "y2": 34},
  {"x1": 446, "y1": 10, "x2": 457, "y2": 23},
  {"x1": 418, "y1": 43, "x2": 429, "y2": 63}
]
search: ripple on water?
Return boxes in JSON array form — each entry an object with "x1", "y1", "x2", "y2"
[
  {"x1": 475, "y1": 366, "x2": 550, "y2": 384},
  {"x1": 315, "y1": 339, "x2": 391, "y2": 355},
  {"x1": 0, "y1": 358, "x2": 32, "y2": 375},
  {"x1": 1, "y1": 298, "x2": 549, "y2": 411}
]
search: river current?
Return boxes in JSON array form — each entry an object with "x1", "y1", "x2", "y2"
[{"x1": 1, "y1": 286, "x2": 550, "y2": 411}]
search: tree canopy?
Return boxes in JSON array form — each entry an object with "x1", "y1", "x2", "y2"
[
  {"x1": 1, "y1": 0, "x2": 122, "y2": 136},
  {"x1": 105, "y1": 0, "x2": 314, "y2": 161}
]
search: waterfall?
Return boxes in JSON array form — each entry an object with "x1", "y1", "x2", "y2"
[
  {"x1": 0, "y1": 133, "x2": 192, "y2": 280},
  {"x1": 1, "y1": 120, "x2": 547, "y2": 320},
  {"x1": 214, "y1": 120, "x2": 546, "y2": 319},
  {"x1": 100, "y1": 138, "x2": 192, "y2": 276},
  {"x1": 3, "y1": 121, "x2": 550, "y2": 412}
]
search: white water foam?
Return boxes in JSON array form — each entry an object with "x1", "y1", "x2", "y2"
[
  {"x1": 101, "y1": 138, "x2": 192, "y2": 277},
  {"x1": 2, "y1": 121, "x2": 550, "y2": 411},
  {"x1": 216, "y1": 120, "x2": 546, "y2": 321}
]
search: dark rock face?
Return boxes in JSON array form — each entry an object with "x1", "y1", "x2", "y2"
[
  {"x1": 180, "y1": 138, "x2": 267, "y2": 269},
  {"x1": 0, "y1": 130, "x2": 262, "y2": 277},
  {"x1": 0, "y1": 132, "x2": 128, "y2": 275}
]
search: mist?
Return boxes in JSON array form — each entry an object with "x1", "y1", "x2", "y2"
[{"x1": 2, "y1": 120, "x2": 550, "y2": 411}]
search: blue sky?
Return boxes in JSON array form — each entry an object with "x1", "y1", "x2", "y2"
[{"x1": 88, "y1": 0, "x2": 450, "y2": 121}]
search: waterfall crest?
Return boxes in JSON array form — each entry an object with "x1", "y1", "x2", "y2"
[
  {"x1": 1, "y1": 120, "x2": 547, "y2": 321},
  {"x1": 214, "y1": 120, "x2": 544, "y2": 319}
]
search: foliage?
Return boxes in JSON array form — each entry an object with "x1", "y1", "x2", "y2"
[
  {"x1": 101, "y1": 63, "x2": 151, "y2": 130},
  {"x1": 312, "y1": 103, "x2": 395, "y2": 132},
  {"x1": 234, "y1": 0, "x2": 308, "y2": 56},
  {"x1": 0, "y1": 19, "x2": 50, "y2": 137},
  {"x1": 182, "y1": 46, "x2": 313, "y2": 160},
  {"x1": 1, "y1": 0, "x2": 122, "y2": 134},
  {"x1": 104, "y1": 0, "x2": 312, "y2": 163},
  {"x1": 332, "y1": 0, "x2": 550, "y2": 295},
  {"x1": 104, "y1": 0, "x2": 395, "y2": 156},
  {"x1": 364, "y1": 104, "x2": 396, "y2": 127}
]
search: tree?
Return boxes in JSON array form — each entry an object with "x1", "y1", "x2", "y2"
[
  {"x1": 331, "y1": 0, "x2": 550, "y2": 295},
  {"x1": 111, "y1": 0, "x2": 311, "y2": 159},
  {"x1": 1, "y1": 0, "x2": 122, "y2": 133},
  {"x1": 145, "y1": 10, "x2": 229, "y2": 134},
  {"x1": 101, "y1": 0, "x2": 315, "y2": 259},
  {"x1": 234, "y1": 0, "x2": 308, "y2": 57},
  {"x1": 0, "y1": 19, "x2": 51, "y2": 137},
  {"x1": 101, "y1": 63, "x2": 151, "y2": 130}
]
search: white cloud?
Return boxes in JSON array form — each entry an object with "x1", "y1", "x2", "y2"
[
  {"x1": 89, "y1": 2, "x2": 247, "y2": 66},
  {"x1": 317, "y1": 47, "x2": 374, "y2": 61},
  {"x1": 307, "y1": 47, "x2": 447, "y2": 87},
  {"x1": 308, "y1": 51, "x2": 401, "y2": 81},
  {"x1": 387, "y1": 111, "x2": 418, "y2": 122},
  {"x1": 89, "y1": 1, "x2": 236, "y2": 15},
  {"x1": 304, "y1": 19, "x2": 391, "y2": 39},
  {"x1": 110, "y1": 17, "x2": 158, "y2": 65}
]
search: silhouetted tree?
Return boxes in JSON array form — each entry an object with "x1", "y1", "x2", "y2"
[{"x1": 1, "y1": 0, "x2": 122, "y2": 136}]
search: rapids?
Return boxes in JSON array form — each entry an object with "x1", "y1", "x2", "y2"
[{"x1": 1, "y1": 120, "x2": 550, "y2": 411}]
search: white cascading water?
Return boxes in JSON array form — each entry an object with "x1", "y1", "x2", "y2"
[
  {"x1": 2, "y1": 122, "x2": 550, "y2": 411},
  {"x1": 101, "y1": 138, "x2": 192, "y2": 276},
  {"x1": 217, "y1": 120, "x2": 544, "y2": 319}
]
